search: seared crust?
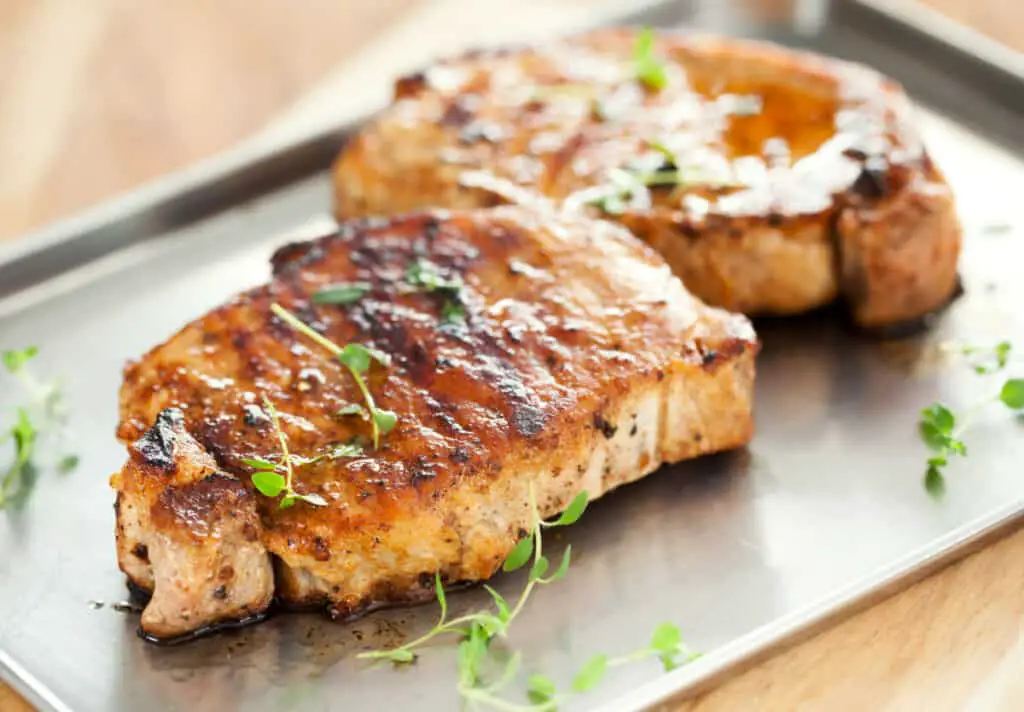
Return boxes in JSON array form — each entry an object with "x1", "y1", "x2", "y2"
[
  {"x1": 332, "y1": 27, "x2": 961, "y2": 327},
  {"x1": 113, "y1": 207, "x2": 757, "y2": 638},
  {"x1": 111, "y1": 410, "x2": 274, "y2": 639}
]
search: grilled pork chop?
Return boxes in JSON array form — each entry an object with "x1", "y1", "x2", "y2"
[
  {"x1": 333, "y1": 28, "x2": 961, "y2": 328},
  {"x1": 112, "y1": 207, "x2": 757, "y2": 640}
]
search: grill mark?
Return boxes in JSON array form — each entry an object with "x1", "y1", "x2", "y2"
[
  {"x1": 344, "y1": 216, "x2": 549, "y2": 438},
  {"x1": 196, "y1": 415, "x2": 239, "y2": 470},
  {"x1": 154, "y1": 473, "x2": 251, "y2": 533},
  {"x1": 349, "y1": 302, "x2": 413, "y2": 363},
  {"x1": 499, "y1": 373, "x2": 547, "y2": 437},
  {"x1": 134, "y1": 409, "x2": 184, "y2": 472}
]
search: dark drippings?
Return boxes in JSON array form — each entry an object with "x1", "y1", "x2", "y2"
[
  {"x1": 131, "y1": 577, "x2": 479, "y2": 646},
  {"x1": 138, "y1": 611, "x2": 269, "y2": 646}
]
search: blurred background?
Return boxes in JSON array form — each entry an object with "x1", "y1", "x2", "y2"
[
  {"x1": 1, "y1": 1, "x2": 1023, "y2": 712},
  {"x1": 0, "y1": 0, "x2": 1019, "y2": 244}
]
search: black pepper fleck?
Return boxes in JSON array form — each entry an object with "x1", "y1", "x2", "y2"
[{"x1": 593, "y1": 414, "x2": 617, "y2": 439}]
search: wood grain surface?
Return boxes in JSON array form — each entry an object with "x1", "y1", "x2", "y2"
[{"x1": 2, "y1": 1, "x2": 1023, "y2": 711}]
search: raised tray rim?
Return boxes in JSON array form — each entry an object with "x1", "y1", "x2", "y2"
[{"x1": 3, "y1": 2, "x2": 1024, "y2": 710}]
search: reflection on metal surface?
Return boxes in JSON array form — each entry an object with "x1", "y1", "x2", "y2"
[{"x1": 2, "y1": 2, "x2": 1024, "y2": 711}]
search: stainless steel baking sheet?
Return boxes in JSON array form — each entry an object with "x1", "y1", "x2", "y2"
[{"x1": 3, "y1": 2, "x2": 1024, "y2": 711}]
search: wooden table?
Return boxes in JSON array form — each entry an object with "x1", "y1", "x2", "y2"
[{"x1": 2, "y1": 1, "x2": 1023, "y2": 710}]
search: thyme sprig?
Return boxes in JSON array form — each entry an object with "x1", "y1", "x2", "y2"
[
  {"x1": 634, "y1": 27, "x2": 668, "y2": 91},
  {"x1": 919, "y1": 340, "x2": 1024, "y2": 496},
  {"x1": 960, "y1": 340, "x2": 1014, "y2": 374},
  {"x1": 524, "y1": 622, "x2": 699, "y2": 709},
  {"x1": 359, "y1": 486, "x2": 698, "y2": 710},
  {"x1": 1, "y1": 346, "x2": 77, "y2": 509},
  {"x1": 312, "y1": 282, "x2": 371, "y2": 305},
  {"x1": 1, "y1": 409, "x2": 36, "y2": 509},
  {"x1": 270, "y1": 303, "x2": 396, "y2": 449},
  {"x1": 405, "y1": 258, "x2": 467, "y2": 324},
  {"x1": 311, "y1": 258, "x2": 467, "y2": 325},
  {"x1": 358, "y1": 487, "x2": 586, "y2": 665},
  {"x1": 569, "y1": 138, "x2": 743, "y2": 216},
  {"x1": 243, "y1": 397, "x2": 329, "y2": 509}
]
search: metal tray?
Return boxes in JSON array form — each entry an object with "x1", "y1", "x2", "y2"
[{"x1": 2, "y1": 1, "x2": 1024, "y2": 711}]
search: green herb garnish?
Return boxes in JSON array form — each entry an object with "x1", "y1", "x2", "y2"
[
  {"x1": 1, "y1": 409, "x2": 37, "y2": 509},
  {"x1": 359, "y1": 486, "x2": 698, "y2": 708},
  {"x1": 634, "y1": 27, "x2": 668, "y2": 91},
  {"x1": 572, "y1": 655, "x2": 608, "y2": 693},
  {"x1": 337, "y1": 403, "x2": 368, "y2": 418},
  {"x1": 918, "y1": 403, "x2": 964, "y2": 497},
  {"x1": 359, "y1": 487, "x2": 587, "y2": 665},
  {"x1": 270, "y1": 303, "x2": 395, "y2": 449},
  {"x1": 1001, "y1": 378, "x2": 1024, "y2": 408},
  {"x1": 518, "y1": 622, "x2": 698, "y2": 708},
  {"x1": 573, "y1": 148, "x2": 742, "y2": 216},
  {"x1": 324, "y1": 442, "x2": 365, "y2": 460},
  {"x1": 406, "y1": 259, "x2": 467, "y2": 324},
  {"x1": 962, "y1": 341, "x2": 1013, "y2": 374},
  {"x1": 312, "y1": 282, "x2": 371, "y2": 305},
  {"x1": 2, "y1": 346, "x2": 38, "y2": 374},
  {"x1": 1, "y1": 347, "x2": 76, "y2": 509},
  {"x1": 526, "y1": 673, "x2": 559, "y2": 706},
  {"x1": 573, "y1": 168, "x2": 648, "y2": 215},
  {"x1": 243, "y1": 397, "x2": 328, "y2": 509},
  {"x1": 313, "y1": 261, "x2": 468, "y2": 325},
  {"x1": 407, "y1": 258, "x2": 462, "y2": 294},
  {"x1": 919, "y1": 341, "x2": 1024, "y2": 496},
  {"x1": 440, "y1": 300, "x2": 466, "y2": 324}
]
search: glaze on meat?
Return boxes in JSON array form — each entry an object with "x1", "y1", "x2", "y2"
[
  {"x1": 111, "y1": 207, "x2": 758, "y2": 640},
  {"x1": 333, "y1": 28, "x2": 961, "y2": 328}
]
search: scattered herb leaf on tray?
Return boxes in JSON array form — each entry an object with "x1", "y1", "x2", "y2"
[
  {"x1": 359, "y1": 487, "x2": 699, "y2": 709},
  {"x1": 1, "y1": 346, "x2": 77, "y2": 509},
  {"x1": 920, "y1": 341, "x2": 1024, "y2": 496}
]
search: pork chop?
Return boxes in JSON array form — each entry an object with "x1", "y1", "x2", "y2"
[
  {"x1": 111, "y1": 207, "x2": 758, "y2": 641},
  {"x1": 333, "y1": 27, "x2": 961, "y2": 328}
]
